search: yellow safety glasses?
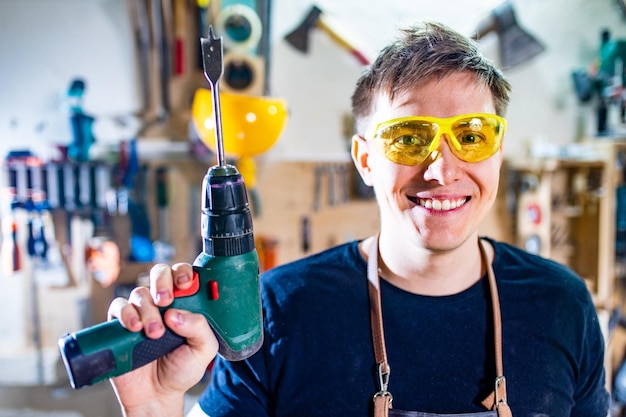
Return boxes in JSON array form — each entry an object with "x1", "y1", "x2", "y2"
[{"x1": 364, "y1": 113, "x2": 507, "y2": 166}]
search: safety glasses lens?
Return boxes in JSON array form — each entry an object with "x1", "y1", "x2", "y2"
[
  {"x1": 372, "y1": 114, "x2": 504, "y2": 165},
  {"x1": 375, "y1": 121, "x2": 437, "y2": 166},
  {"x1": 450, "y1": 115, "x2": 504, "y2": 162}
]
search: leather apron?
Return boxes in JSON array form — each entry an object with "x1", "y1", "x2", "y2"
[{"x1": 367, "y1": 236, "x2": 513, "y2": 417}]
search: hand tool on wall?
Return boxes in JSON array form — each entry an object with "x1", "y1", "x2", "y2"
[
  {"x1": 1, "y1": 192, "x2": 21, "y2": 275},
  {"x1": 284, "y1": 5, "x2": 370, "y2": 65},
  {"x1": 129, "y1": 0, "x2": 152, "y2": 111},
  {"x1": 2, "y1": 158, "x2": 22, "y2": 274},
  {"x1": 196, "y1": 0, "x2": 209, "y2": 70},
  {"x1": 67, "y1": 78, "x2": 96, "y2": 163},
  {"x1": 25, "y1": 196, "x2": 46, "y2": 384},
  {"x1": 151, "y1": 0, "x2": 172, "y2": 121},
  {"x1": 43, "y1": 161, "x2": 75, "y2": 286},
  {"x1": 327, "y1": 164, "x2": 337, "y2": 206},
  {"x1": 87, "y1": 162, "x2": 121, "y2": 288},
  {"x1": 59, "y1": 26, "x2": 263, "y2": 388},
  {"x1": 173, "y1": 0, "x2": 186, "y2": 75},
  {"x1": 115, "y1": 140, "x2": 132, "y2": 216},
  {"x1": 153, "y1": 165, "x2": 175, "y2": 263},
  {"x1": 472, "y1": 0, "x2": 545, "y2": 69},
  {"x1": 337, "y1": 163, "x2": 349, "y2": 204},
  {"x1": 127, "y1": 155, "x2": 155, "y2": 262},
  {"x1": 301, "y1": 215, "x2": 311, "y2": 254},
  {"x1": 312, "y1": 164, "x2": 323, "y2": 212},
  {"x1": 65, "y1": 163, "x2": 93, "y2": 285},
  {"x1": 38, "y1": 199, "x2": 70, "y2": 287}
]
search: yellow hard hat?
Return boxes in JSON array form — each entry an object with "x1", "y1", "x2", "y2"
[{"x1": 191, "y1": 89, "x2": 288, "y2": 158}]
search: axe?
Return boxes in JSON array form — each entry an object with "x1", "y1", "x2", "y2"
[
  {"x1": 284, "y1": 5, "x2": 370, "y2": 65},
  {"x1": 472, "y1": 1, "x2": 545, "y2": 69}
]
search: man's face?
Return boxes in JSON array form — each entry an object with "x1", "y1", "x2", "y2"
[{"x1": 352, "y1": 72, "x2": 503, "y2": 253}]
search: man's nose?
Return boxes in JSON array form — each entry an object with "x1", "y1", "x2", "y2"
[{"x1": 423, "y1": 134, "x2": 463, "y2": 184}]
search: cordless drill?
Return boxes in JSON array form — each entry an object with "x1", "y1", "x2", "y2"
[{"x1": 58, "y1": 27, "x2": 263, "y2": 389}]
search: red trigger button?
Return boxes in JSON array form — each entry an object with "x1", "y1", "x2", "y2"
[
  {"x1": 173, "y1": 271, "x2": 201, "y2": 298},
  {"x1": 209, "y1": 280, "x2": 219, "y2": 300}
]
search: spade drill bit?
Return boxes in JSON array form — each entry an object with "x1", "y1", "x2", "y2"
[{"x1": 201, "y1": 26, "x2": 226, "y2": 167}]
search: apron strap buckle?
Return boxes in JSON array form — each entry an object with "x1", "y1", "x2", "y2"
[
  {"x1": 373, "y1": 362, "x2": 393, "y2": 405},
  {"x1": 495, "y1": 376, "x2": 507, "y2": 405}
]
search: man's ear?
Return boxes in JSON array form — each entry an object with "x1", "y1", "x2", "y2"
[{"x1": 351, "y1": 134, "x2": 374, "y2": 186}]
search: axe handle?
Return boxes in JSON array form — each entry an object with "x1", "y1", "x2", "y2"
[{"x1": 316, "y1": 17, "x2": 369, "y2": 65}]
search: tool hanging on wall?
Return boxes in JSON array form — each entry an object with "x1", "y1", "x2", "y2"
[
  {"x1": 129, "y1": 0, "x2": 152, "y2": 112},
  {"x1": 284, "y1": 5, "x2": 370, "y2": 65},
  {"x1": 128, "y1": 0, "x2": 193, "y2": 141},
  {"x1": 86, "y1": 161, "x2": 121, "y2": 288},
  {"x1": 572, "y1": 29, "x2": 626, "y2": 136},
  {"x1": 126, "y1": 143, "x2": 155, "y2": 263},
  {"x1": 1, "y1": 190, "x2": 21, "y2": 275},
  {"x1": 196, "y1": 0, "x2": 210, "y2": 70},
  {"x1": 173, "y1": 0, "x2": 186, "y2": 75},
  {"x1": 472, "y1": 0, "x2": 545, "y2": 69},
  {"x1": 255, "y1": 235, "x2": 278, "y2": 272},
  {"x1": 2, "y1": 148, "x2": 122, "y2": 288},
  {"x1": 67, "y1": 78, "x2": 96, "y2": 163},
  {"x1": 153, "y1": 165, "x2": 175, "y2": 263},
  {"x1": 311, "y1": 162, "x2": 351, "y2": 212},
  {"x1": 151, "y1": 0, "x2": 172, "y2": 121},
  {"x1": 300, "y1": 215, "x2": 311, "y2": 254}
]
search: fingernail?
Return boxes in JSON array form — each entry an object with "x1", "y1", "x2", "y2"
[
  {"x1": 175, "y1": 273, "x2": 191, "y2": 286},
  {"x1": 129, "y1": 316, "x2": 139, "y2": 328},
  {"x1": 156, "y1": 290, "x2": 170, "y2": 303},
  {"x1": 171, "y1": 311, "x2": 184, "y2": 325},
  {"x1": 148, "y1": 321, "x2": 163, "y2": 334}
]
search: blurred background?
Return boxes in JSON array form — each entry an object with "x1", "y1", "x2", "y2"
[{"x1": 1, "y1": 0, "x2": 626, "y2": 415}]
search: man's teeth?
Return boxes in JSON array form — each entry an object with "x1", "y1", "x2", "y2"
[{"x1": 418, "y1": 197, "x2": 467, "y2": 211}]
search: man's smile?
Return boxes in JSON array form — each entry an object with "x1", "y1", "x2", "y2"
[{"x1": 411, "y1": 196, "x2": 468, "y2": 211}]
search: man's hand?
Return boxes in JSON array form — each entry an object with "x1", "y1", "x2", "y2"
[{"x1": 107, "y1": 263, "x2": 218, "y2": 417}]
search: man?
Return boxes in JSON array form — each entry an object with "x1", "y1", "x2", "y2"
[{"x1": 108, "y1": 21, "x2": 610, "y2": 416}]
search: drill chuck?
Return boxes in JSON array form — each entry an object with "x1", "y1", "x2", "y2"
[{"x1": 202, "y1": 164, "x2": 254, "y2": 257}]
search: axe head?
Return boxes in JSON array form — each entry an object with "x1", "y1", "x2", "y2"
[
  {"x1": 284, "y1": 5, "x2": 323, "y2": 53},
  {"x1": 473, "y1": 1, "x2": 545, "y2": 69}
]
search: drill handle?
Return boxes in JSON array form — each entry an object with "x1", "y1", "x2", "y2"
[{"x1": 59, "y1": 316, "x2": 185, "y2": 389}]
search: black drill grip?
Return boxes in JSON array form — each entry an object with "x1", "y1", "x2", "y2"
[{"x1": 131, "y1": 328, "x2": 186, "y2": 369}]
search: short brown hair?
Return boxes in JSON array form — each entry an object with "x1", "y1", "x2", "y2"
[{"x1": 351, "y1": 21, "x2": 511, "y2": 134}]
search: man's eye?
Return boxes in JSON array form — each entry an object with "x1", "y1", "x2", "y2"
[
  {"x1": 393, "y1": 135, "x2": 428, "y2": 146},
  {"x1": 460, "y1": 133, "x2": 485, "y2": 144}
]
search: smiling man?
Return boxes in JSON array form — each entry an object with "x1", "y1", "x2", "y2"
[{"x1": 109, "y1": 21, "x2": 610, "y2": 417}]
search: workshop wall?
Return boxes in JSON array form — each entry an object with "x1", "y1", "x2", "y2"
[{"x1": 1, "y1": 0, "x2": 626, "y2": 162}]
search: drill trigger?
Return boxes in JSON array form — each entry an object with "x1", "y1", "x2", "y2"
[{"x1": 173, "y1": 271, "x2": 201, "y2": 298}]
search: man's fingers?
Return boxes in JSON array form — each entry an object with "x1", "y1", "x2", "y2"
[
  {"x1": 150, "y1": 263, "x2": 175, "y2": 306},
  {"x1": 171, "y1": 262, "x2": 195, "y2": 289},
  {"x1": 107, "y1": 297, "x2": 143, "y2": 332},
  {"x1": 149, "y1": 263, "x2": 194, "y2": 307},
  {"x1": 129, "y1": 286, "x2": 166, "y2": 339},
  {"x1": 164, "y1": 309, "x2": 219, "y2": 357}
]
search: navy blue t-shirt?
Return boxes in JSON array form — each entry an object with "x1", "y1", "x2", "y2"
[{"x1": 199, "y1": 238, "x2": 609, "y2": 416}]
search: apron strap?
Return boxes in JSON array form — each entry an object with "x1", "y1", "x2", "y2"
[
  {"x1": 367, "y1": 234, "x2": 511, "y2": 414},
  {"x1": 368, "y1": 234, "x2": 392, "y2": 409}
]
